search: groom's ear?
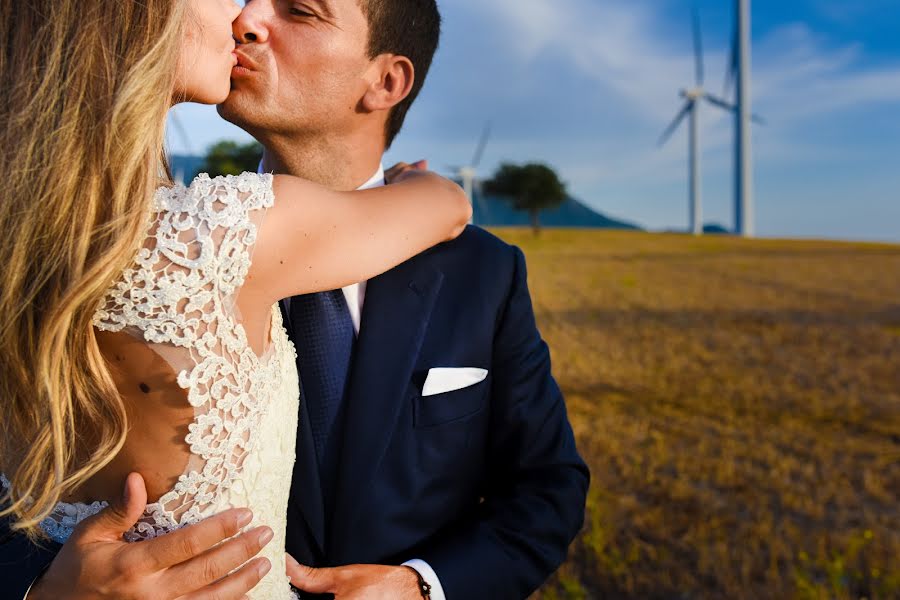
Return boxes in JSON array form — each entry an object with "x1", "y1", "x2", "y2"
[{"x1": 361, "y1": 54, "x2": 415, "y2": 113}]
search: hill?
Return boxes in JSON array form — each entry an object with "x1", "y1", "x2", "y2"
[
  {"x1": 169, "y1": 154, "x2": 205, "y2": 183},
  {"x1": 703, "y1": 222, "x2": 732, "y2": 234},
  {"x1": 473, "y1": 191, "x2": 640, "y2": 229},
  {"x1": 487, "y1": 229, "x2": 900, "y2": 600}
]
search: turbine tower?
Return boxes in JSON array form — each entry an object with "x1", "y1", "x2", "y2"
[
  {"x1": 168, "y1": 112, "x2": 194, "y2": 184},
  {"x1": 724, "y1": 0, "x2": 755, "y2": 236},
  {"x1": 449, "y1": 123, "x2": 492, "y2": 225},
  {"x1": 659, "y1": 9, "x2": 737, "y2": 236},
  {"x1": 735, "y1": 0, "x2": 754, "y2": 237}
]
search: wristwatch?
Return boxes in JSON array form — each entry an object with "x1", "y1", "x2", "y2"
[{"x1": 403, "y1": 564, "x2": 432, "y2": 598}]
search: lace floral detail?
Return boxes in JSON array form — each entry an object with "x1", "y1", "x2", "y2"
[
  {"x1": 87, "y1": 172, "x2": 285, "y2": 540},
  {"x1": 1, "y1": 474, "x2": 108, "y2": 544}
]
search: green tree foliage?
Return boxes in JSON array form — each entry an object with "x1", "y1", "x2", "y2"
[
  {"x1": 484, "y1": 162, "x2": 568, "y2": 235},
  {"x1": 196, "y1": 140, "x2": 263, "y2": 179}
]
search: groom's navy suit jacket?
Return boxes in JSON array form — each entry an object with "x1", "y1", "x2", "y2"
[
  {"x1": 0, "y1": 226, "x2": 590, "y2": 599},
  {"x1": 283, "y1": 226, "x2": 589, "y2": 599}
]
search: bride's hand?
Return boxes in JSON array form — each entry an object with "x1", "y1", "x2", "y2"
[{"x1": 385, "y1": 159, "x2": 429, "y2": 184}]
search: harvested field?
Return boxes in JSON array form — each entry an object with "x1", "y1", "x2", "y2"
[{"x1": 489, "y1": 229, "x2": 900, "y2": 600}]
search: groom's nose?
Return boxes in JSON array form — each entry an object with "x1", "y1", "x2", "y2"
[{"x1": 233, "y1": 0, "x2": 272, "y2": 44}]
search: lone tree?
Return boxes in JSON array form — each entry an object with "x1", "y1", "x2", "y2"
[
  {"x1": 195, "y1": 140, "x2": 263, "y2": 179},
  {"x1": 484, "y1": 162, "x2": 568, "y2": 235}
]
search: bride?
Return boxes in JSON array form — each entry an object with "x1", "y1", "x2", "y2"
[{"x1": 0, "y1": 0, "x2": 470, "y2": 598}]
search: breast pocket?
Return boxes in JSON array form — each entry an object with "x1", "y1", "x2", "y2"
[
  {"x1": 412, "y1": 373, "x2": 491, "y2": 476},
  {"x1": 414, "y1": 371, "x2": 490, "y2": 428}
]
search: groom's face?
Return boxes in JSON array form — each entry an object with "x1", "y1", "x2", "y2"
[{"x1": 219, "y1": 0, "x2": 375, "y2": 140}]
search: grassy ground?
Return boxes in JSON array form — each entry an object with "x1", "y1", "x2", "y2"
[{"x1": 486, "y1": 229, "x2": 900, "y2": 600}]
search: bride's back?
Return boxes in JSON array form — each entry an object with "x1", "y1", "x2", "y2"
[
  {"x1": 67, "y1": 174, "x2": 286, "y2": 512},
  {"x1": 74, "y1": 328, "x2": 196, "y2": 505}
]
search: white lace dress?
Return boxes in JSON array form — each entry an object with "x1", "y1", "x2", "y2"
[{"x1": 2, "y1": 172, "x2": 301, "y2": 599}]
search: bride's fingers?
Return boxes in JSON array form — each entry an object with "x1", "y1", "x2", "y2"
[
  {"x1": 165, "y1": 526, "x2": 274, "y2": 593},
  {"x1": 385, "y1": 162, "x2": 410, "y2": 182},
  {"x1": 386, "y1": 160, "x2": 431, "y2": 184},
  {"x1": 175, "y1": 556, "x2": 271, "y2": 600},
  {"x1": 140, "y1": 508, "x2": 255, "y2": 572}
]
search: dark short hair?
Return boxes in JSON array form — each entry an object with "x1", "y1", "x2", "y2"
[{"x1": 359, "y1": 0, "x2": 441, "y2": 148}]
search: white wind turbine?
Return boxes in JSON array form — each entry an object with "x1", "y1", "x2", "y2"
[
  {"x1": 449, "y1": 123, "x2": 492, "y2": 225},
  {"x1": 659, "y1": 9, "x2": 733, "y2": 235}
]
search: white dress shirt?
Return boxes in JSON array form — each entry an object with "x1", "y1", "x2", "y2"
[
  {"x1": 264, "y1": 163, "x2": 447, "y2": 600},
  {"x1": 339, "y1": 166, "x2": 383, "y2": 332}
]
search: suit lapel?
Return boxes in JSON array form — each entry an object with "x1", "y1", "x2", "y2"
[
  {"x1": 328, "y1": 259, "x2": 444, "y2": 560},
  {"x1": 285, "y1": 298, "x2": 328, "y2": 554}
]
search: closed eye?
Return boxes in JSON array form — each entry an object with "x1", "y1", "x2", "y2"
[{"x1": 289, "y1": 7, "x2": 315, "y2": 17}]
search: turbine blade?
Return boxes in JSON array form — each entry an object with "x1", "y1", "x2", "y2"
[
  {"x1": 704, "y1": 93, "x2": 736, "y2": 112},
  {"x1": 692, "y1": 6, "x2": 705, "y2": 87},
  {"x1": 471, "y1": 122, "x2": 492, "y2": 168},
  {"x1": 705, "y1": 93, "x2": 767, "y2": 125},
  {"x1": 658, "y1": 101, "x2": 692, "y2": 147}
]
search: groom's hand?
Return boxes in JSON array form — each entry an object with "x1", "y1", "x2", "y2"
[
  {"x1": 29, "y1": 472, "x2": 273, "y2": 600},
  {"x1": 286, "y1": 553, "x2": 422, "y2": 600}
]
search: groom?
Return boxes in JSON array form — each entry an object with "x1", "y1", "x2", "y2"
[{"x1": 1, "y1": 0, "x2": 589, "y2": 598}]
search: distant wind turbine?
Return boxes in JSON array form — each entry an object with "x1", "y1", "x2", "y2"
[
  {"x1": 660, "y1": 9, "x2": 730, "y2": 235},
  {"x1": 659, "y1": 7, "x2": 762, "y2": 236},
  {"x1": 449, "y1": 123, "x2": 492, "y2": 225}
]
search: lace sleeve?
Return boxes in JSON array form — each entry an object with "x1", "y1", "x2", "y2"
[
  {"x1": 91, "y1": 171, "x2": 282, "y2": 540},
  {"x1": 193, "y1": 172, "x2": 275, "y2": 299},
  {"x1": 94, "y1": 171, "x2": 275, "y2": 333}
]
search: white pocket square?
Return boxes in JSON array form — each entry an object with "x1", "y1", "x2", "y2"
[{"x1": 422, "y1": 367, "x2": 489, "y2": 397}]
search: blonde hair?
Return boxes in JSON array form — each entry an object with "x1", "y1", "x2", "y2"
[{"x1": 0, "y1": 0, "x2": 187, "y2": 540}]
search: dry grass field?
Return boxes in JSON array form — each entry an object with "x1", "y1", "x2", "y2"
[{"x1": 487, "y1": 229, "x2": 900, "y2": 600}]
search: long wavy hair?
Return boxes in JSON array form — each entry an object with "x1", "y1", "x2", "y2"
[{"x1": 0, "y1": 0, "x2": 187, "y2": 540}]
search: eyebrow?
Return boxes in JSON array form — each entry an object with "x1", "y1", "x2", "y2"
[{"x1": 310, "y1": 0, "x2": 336, "y2": 19}]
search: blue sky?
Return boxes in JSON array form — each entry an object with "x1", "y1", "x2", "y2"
[{"x1": 167, "y1": 0, "x2": 900, "y2": 242}]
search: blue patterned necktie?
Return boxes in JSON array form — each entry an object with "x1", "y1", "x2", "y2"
[{"x1": 289, "y1": 289, "x2": 356, "y2": 514}]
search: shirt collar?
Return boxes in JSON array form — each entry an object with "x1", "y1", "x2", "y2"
[
  {"x1": 357, "y1": 164, "x2": 386, "y2": 190},
  {"x1": 257, "y1": 160, "x2": 385, "y2": 191}
]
